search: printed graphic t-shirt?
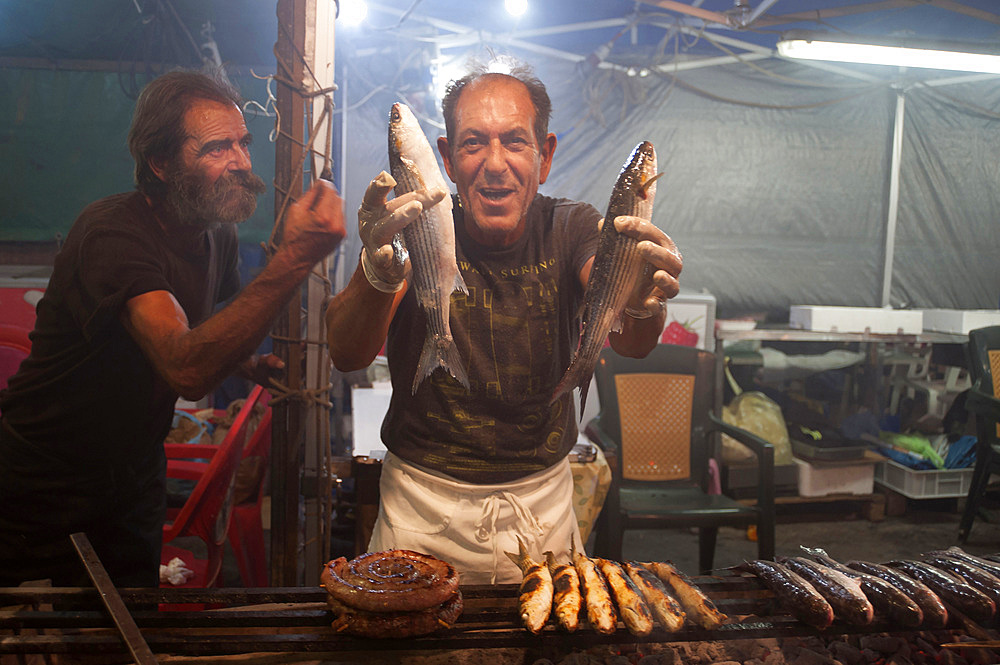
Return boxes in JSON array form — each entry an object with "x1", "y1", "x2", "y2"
[{"x1": 383, "y1": 193, "x2": 601, "y2": 483}]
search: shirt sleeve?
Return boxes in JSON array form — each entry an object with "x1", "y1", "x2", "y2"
[
  {"x1": 555, "y1": 200, "x2": 602, "y2": 279},
  {"x1": 75, "y1": 224, "x2": 170, "y2": 341}
]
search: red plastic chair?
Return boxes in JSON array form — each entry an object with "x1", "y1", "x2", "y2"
[
  {"x1": 227, "y1": 393, "x2": 272, "y2": 587},
  {"x1": 160, "y1": 385, "x2": 269, "y2": 592}
]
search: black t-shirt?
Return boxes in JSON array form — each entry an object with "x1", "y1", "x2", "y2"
[
  {"x1": 0, "y1": 191, "x2": 240, "y2": 470},
  {"x1": 383, "y1": 194, "x2": 601, "y2": 483}
]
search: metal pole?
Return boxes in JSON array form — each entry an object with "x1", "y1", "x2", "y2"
[{"x1": 880, "y1": 88, "x2": 905, "y2": 308}]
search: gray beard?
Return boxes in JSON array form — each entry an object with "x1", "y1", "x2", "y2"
[{"x1": 163, "y1": 167, "x2": 267, "y2": 229}]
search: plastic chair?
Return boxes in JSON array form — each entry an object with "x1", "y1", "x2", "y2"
[
  {"x1": 958, "y1": 326, "x2": 1000, "y2": 543},
  {"x1": 586, "y1": 344, "x2": 775, "y2": 574},
  {"x1": 227, "y1": 393, "x2": 272, "y2": 587},
  {"x1": 161, "y1": 384, "x2": 269, "y2": 591}
]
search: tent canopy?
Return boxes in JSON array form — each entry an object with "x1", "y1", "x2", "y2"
[{"x1": 2, "y1": 0, "x2": 999, "y2": 316}]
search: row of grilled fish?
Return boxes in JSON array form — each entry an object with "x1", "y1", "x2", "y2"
[
  {"x1": 504, "y1": 538, "x2": 727, "y2": 635},
  {"x1": 742, "y1": 545, "x2": 1000, "y2": 629}
]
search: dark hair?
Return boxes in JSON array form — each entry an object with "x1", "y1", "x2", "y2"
[
  {"x1": 128, "y1": 67, "x2": 243, "y2": 196},
  {"x1": 440, "y1": 60, "x2": 552, "y2": 150}
]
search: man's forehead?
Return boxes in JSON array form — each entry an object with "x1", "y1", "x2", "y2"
[
  {"x1": 454, "y1": 78, "x2": 535, "y2": 132},
  {"x1": 183, "y1": 99, "x2": 248, "y2": 142}
]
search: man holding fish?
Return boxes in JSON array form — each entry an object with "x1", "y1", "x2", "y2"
[{"x1": 326, "y1": 61, "x2": 682, "y2": 584}]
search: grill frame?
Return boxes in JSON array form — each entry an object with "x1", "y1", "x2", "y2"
[{"x1": 1, "y1": 575, "x2": 957, "y2": 658}]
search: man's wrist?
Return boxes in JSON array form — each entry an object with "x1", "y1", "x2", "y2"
[
  {"x1": 361, "y1": 250, "x2": 405, "y2": 293},
  {"x1": 624, "y1": 299, "x2": 667, "y2": 320}
]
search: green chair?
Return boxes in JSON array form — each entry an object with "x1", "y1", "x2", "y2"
[
  {"x1": 585, "y1": 344, "x2": 775, "y2": 573},
  {"x1": 958, "y1": 325, "x2": 1000, "y2": 543}
]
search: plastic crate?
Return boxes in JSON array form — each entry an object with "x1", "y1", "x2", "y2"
[{"x1": 874, "y1": 459, "x2": 974, "y2": 499}]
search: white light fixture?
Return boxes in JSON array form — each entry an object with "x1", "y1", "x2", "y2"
[
  {"x1": 505, "y1": 0, "x2": 528, "y2": 18},
  {"x1": 776, "y1": 30, "x2": 1000, "y2": 75},
  {"x1": 338, "y1": 0, "x2": 368, "y2": 27}
]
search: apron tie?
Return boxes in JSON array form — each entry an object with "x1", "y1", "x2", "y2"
[{"x1": 474, "y1": 491, "x2": 547, "y2": 584}]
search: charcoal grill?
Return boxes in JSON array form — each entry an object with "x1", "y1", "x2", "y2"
[
  {"x1": 1, "y1": 534, "x2": 997, "y2": 661},
  {"x1": 4, "y1": 574, "x2": 984, "y2": 660}
]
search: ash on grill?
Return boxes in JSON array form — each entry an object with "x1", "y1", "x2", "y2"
[{"x1": 510, "y1": 630, "x2": 994, "y2": 665}]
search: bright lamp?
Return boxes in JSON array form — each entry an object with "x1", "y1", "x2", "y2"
[{"x1": 776, "y1": 30, "x2": 1000, "y2": 75}]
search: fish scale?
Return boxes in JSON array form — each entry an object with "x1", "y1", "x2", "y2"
[{"x1": 551, "y1": 141, "x2": 658, "y2": 415}]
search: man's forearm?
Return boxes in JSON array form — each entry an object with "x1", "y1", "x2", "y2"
[
  {"x1": 326, "y1": 262, "x2": 402, "y2": 372},
  {"x1": 174, "y1": 250, "x2": 318, "y2": 396}
]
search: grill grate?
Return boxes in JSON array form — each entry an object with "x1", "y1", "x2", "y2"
[{"x1": 1, "y1": 575, "x2": 969, "y2": 658}]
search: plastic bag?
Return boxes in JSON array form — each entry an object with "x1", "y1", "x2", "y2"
[
  {"x1": 721, "y1": 391, "x2": 794, "y2": 465},
  {"x1": 878, "y1": 431, "x2": 945, "y2": 469}
]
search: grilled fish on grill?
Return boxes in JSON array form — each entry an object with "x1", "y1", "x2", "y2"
[
  {"x1": 624, "y1": 561, "x2": 685, "y2": 632},
  {"x1": 550, "y1": 141, "x2": 659, "y2": 414},
  {"x1": 800, "y1": 547, "x2": 922, "y2": 628},
  {"x1": 782, "y1": 556, "x2": 873, "y2": 626},
  {"x1": 572, "y1": 549, "x2": 617, "y2": 635},
  {"x1": 741, "y1": 559, "x2": 834, "y2": 630},
  {"x1": 545, "y1": 551, "x2": 582, "y2": 632},
  {"x1": 504, "y1": 537, "x2": 552, "y2": 634},
  {"x1": 388, "y1": 102, "x2": 469, "y2": 394},
  {"x1": 596, "y1": 558, "x2": 654, "y2": 636},
  {"x1": 846, "y1": 560, "x2": 948, "y2": 628},
  {"x1": 928, "y1": 546, "x2": 1000, "y2": 582},
  {"x1": 888, "y1": 558, "x2": 995, "y2": 623},
  {"x1": 922, "y1": 553, "x2": 1000, "y2": 607},
  {"x1": 643, "y1": 560, "x2": 726, "y2": 630}
]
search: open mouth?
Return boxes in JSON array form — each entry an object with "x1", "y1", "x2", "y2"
[{"x1": 478, "y1": 187, "x2": 514, "y2": 202}]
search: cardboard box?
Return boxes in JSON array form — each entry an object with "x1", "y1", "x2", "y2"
[
  {"x1": 921, "y1": 309, "x2": 1000, "y2": 335},
  {"x1": 794, "y1": 456, "x2": 876, "y2": 497},
  {"x1": 789, "y1": 305, "x2": 922, "y2": 335}
]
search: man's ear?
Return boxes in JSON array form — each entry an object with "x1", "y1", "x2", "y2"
[
  {"x1": 538, "y1": 133, "x2": 557, "y2": 185},
  {"x1": 437, "y1": 136, "x2": 456, "y2": 183},
  {"x1": 148, "y1": 156, "x2": 169, "y2": 182}
]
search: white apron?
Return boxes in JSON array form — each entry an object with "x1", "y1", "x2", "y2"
[{"x1": 368, "y1": 452, "x2": 583, "y2": 584}]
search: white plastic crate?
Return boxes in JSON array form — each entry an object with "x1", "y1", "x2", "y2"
[{"x1": 874, "y1": 459, "x2": 974, "y2": 499}]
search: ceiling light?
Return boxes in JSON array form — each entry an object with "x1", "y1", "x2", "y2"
[
  {"x1": 776, "y1": 30, "x2": 1000, "y2": 75},
  {"x1": 505, "y1": 0, "x2": 527, "y2": 18},
  {"x1": 338, "y1": 0, "x2": 368, "y2": 27}
]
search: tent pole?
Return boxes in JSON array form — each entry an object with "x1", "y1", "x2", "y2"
[{"x1": 880, "y1": 88, "x2": 905, "y2": 308}]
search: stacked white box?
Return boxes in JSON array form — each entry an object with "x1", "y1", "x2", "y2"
[
  {"x1": 921, "y1": 309, "x2": 1000, "y2": 335},
  {"x1": 795, "y1": 458, "x2": 876, "y2": 497},
  {"x1": 789, "y1": 305, "x2": 922, "y2": 335}
]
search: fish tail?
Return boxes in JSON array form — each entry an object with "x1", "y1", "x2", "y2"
[
  {"x1": 549, "y1": 356, "x2": 594, "y2": 418},
  {"x1": 412, "y1": 331, "x2": 470, "y2": 394},
  {"x1": 453, "y1": 270, "x2": 469, "y2": 296},
  {"x1": 504, "y1": 536, "x2": 531, "y2": 573}
]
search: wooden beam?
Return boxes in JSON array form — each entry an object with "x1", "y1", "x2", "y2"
[
  {"x1": 643, "y1": 0, "x2": 1000, "y2": 31},
  {"x1": 927, "y1": 0, "x2": 1000, "y2": 26},
  {"x1": 642, "y1": 0, "x2": 731, "y2": 25},
  {"x1": 767, "y1": 1, "x2": 924, "y2": 24},
  {"x1": 270, "y1": 0, "x2": 308, "y2": 588}
]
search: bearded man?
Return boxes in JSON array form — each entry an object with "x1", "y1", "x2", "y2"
[{"x1": 0, "y1": 68, "x2": 346, "y2": 587}]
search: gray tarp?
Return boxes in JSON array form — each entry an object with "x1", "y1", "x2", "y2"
[
  {"x1": 336, "y1": 51, "x2": 1000, "y2": 317},
  {"x1": 3, "y1": 51, "x2": 999, "y2": 316}
]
